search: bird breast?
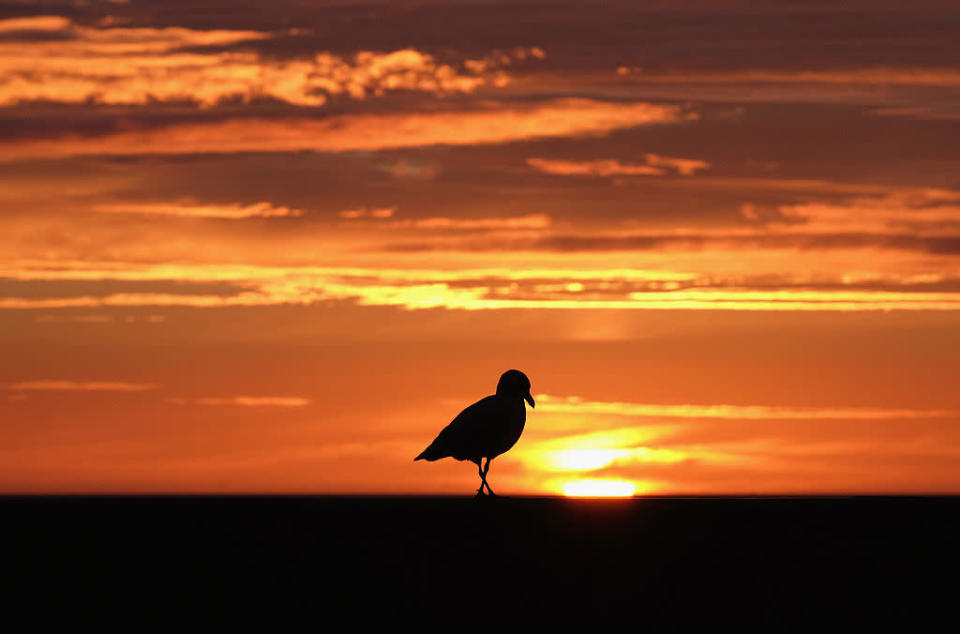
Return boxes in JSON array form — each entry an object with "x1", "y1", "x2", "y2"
[{"x1": 486, "y1": 398, "x2": 526, "y2": 459}]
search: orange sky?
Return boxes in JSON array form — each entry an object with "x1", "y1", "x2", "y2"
[{"x1": 2, "y1": 1, "x2": 959, "y2": 494}]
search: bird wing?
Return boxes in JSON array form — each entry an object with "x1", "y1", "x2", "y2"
[{"x1": 414, "y1": 395, "x2": 502, "y2": 462}]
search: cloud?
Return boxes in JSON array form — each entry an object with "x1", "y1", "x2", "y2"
[
  {"x1": 396, "y1": 214, "x2": 551, "y2": 230},
  {"x1": 375, "y1": 186, "x2": 960, "y2": 256},
  {"x1": 0, "y1": 16, "x2": 534, "y2": 107},
  {"x1": 535, "y1": 394, "x2": 959, "y2": 420},
  {"x1": 511, "y1": 394, "x2": 960, "y2": 493},
  {"x1": 869, "y1": 106, "x2": 960, "y2": 121},
  {"x1": 527, "y1": 154, "x2": 709, "y2": 178},
  {"x1": 380, "y1": 160, "x2": 439, "y2": 180},
  {"x1": 339, "y1": 207, "x2": 397, "y2": 219},
  {"x1": 4, "y1": 262, "x2": 960, "y2": 312},
  {"x1": 620, "y1": 67, "x2": 960, "y2": 87},
  {"x1": 94, "y1": 200, "x2": 303, "y2": 219},
  {"x1": 7, "y1": 380, "x2": 159, "y2": 391},
  {"x1": 34, "y1": 314, "x2": 114, "y2": 323},
  {"x1": 340, "y1": 209, "x2": 548, "y2": 229},
  {"x1": 3, "y1": 183, "x2": 960, "y2": 315},
  {"x1": 33, "y1": 314, "x2": 166, "y2": 323},
  {"x1": 678, "y1": 177, "x2": 905, "y2": 196},
  {"x1": 644, "y1": 153, "x2": 709, "y2": 176},
  {"x1": 527, "y1": 158, "x2": 664, "y2": 177},
  {"x1": 168, "y1": 396, "x2": 310, "y2": 407},
  {"x1": 0, "y1": 16, "x2": 73, "y2": 33},
  {"x1": 0, "y1": 99, "x2": 689, "y2": 160},
  {"x1": 770, "y1": 189, "x2": 960, "y2": 235},
  {"x1": 526, "y1": 232, "x2": 960, "y2": 254},
  {"x1": 602, "y1": 67, "x2": 960, "y2": 109}
]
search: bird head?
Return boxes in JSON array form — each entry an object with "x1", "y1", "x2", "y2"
[{"x1": 497, "y1": 369, "x2": 535, "y2": 408}]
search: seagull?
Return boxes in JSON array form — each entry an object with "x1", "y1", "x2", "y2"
[{"x1": 415, "y1": 369, "x2": 535, "y2": 497}]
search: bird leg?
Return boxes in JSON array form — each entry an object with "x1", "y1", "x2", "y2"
[
  {"x1": 475, "y1": 462, "x2": 487, "y2": 497},
  {"x1": 481, "y1": 457, "x2": 496, "y2": 497}
]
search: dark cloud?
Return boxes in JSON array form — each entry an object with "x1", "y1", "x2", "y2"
[
  {"x1": 0, "y1": 278, "x2": 255, "y2": 299},
  {"x1": 19, "y1": 1, "x2": 952, "y2": 69},
  {"x1": 380, "y1": 231, "x2": 960, "y2": 255}
]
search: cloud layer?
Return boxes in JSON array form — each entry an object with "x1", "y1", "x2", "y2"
[
  {"x1": 0, "y1": 16, "x2": 536, "y2": 107},
  {"x1": 7, "y1": 380, "x2": 159, "y2": 391},
  {"x1": 95, "y1": 200, "x2": 304, "y2": 219},
  {"x1": 0, "y1": 99, "x2": 688, "y2": 159},
  {"x1": 527, "y1": 155, "x2": 709, "y2": 177}
]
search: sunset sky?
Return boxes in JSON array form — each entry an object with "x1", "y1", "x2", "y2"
[{"x1": 2, "y1": 0, "x2": 959, "y2": 494}]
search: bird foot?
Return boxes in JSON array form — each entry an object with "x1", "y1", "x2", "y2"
[{"x1": 475, "y1": 487, "x2": 486, "y2": 498}]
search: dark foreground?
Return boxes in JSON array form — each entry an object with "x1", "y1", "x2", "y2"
[{"x1": 4, "y1": 496, "x2": 958, "y2": 630}]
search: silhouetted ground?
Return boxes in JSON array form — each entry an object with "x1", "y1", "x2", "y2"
[{"x1": 3, "y1": 496, "x2": 957, "y2": 631}]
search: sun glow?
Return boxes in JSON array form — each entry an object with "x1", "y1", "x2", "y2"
[
  {"x1": 561, "y1": 479, "x2": 637, "y2": 497},
  {"x1": 545, "y1": 448, "x2": 630, "y2": 470}
]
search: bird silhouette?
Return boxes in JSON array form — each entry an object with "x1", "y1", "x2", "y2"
[{"x1": 415, "y1": 369, "x2": 535, "y2": 497}]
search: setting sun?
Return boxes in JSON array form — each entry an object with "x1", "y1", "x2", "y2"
[{"x1": 562, "y1": 480, "x2": 637, "y2": 498}]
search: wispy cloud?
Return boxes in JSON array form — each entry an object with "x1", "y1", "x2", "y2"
[
  {"x1": 339, "y1": 209, "x2": 549, "y2": 229},
  {"x1": 34, "y1": 314, "x2": 114, "y2": 323},
  {"x1": 339, "y1": 207, "x2": 397, "y2": 219},
  {"x1": 644, "y1": 154, "x2": 710, "y2": 176},
  {"x1": 527, "y1": 158, "x2": 664, "y2": 177},
  {"x1": 535, "y1": 394, "x2": 960, "y2": 420},
  {"x1": 33, "y1": 314, "x2": 166, "y2": 324},
  {"x1": 8, "y1": 380, "x2": 159, "y2": 391},
  {"x1": 395, "y1": 214, "x2": 551, "y2": 230},
  {"x1": 0, "y1": 16, "x2": 536, "y2": 107},
  {"x1": 527, "y1": 154, "x2": 709, "y2": 178},
  {"x1": 0, "y1": 16, "x2": 74, "y2": 33},
  {"x1": 5, "y1": 262, "x2": 960, "y2": 312},
  {"x1": 94, "y1": 200, "x2": 303, "y2": 219},
  {"x1": 617, "y1": 67, "x2": 960, "y2": 87},
  {"x1": 0, "y1": 99, "x2": 690, "y2": 160},
  {"x1": 766, "y1": 189, "x2": 960, "y2": 235},
  {"x1": 869, "y1": 106, "x2": 960, "y2": 121},
  {"x1": 168, "y1": 396, "x2": 311, "y2": 407},
  {"x1": 512, "y1": 395, "x2": 960, "y2": 494}
]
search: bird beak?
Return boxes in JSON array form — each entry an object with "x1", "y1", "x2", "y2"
[{"x1": 525, "y1": 392, "x2": 535, "y2": 408}]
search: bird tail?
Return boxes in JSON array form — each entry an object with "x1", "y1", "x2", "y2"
[{"x1": 414, "y1": 445, "x2": 442, "y2": 461}]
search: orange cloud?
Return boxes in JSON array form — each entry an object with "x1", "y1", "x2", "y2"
[
  {"x1": 34, "y1": 314, "x2": 115, "y2": 323},
  {"x1": 4, "y1": 266, "x2": 960, "y2": 312},
  {"x1": 527, "y1": 155, "x2": 708, "y2": 178},
  {"x1": 32, "y1": 314, "x2": 165, "y2": 324},
  {"x1": 622, "y1": 67, "x2": 960, "y2": 87},
  {"x1": 869, "y1": 106, "x2": 960, "y2": 121},
  {"x1": 771, "y1": 189, "x2": 960, "y2": 235},
  {"x1": 527, "y1": 158, "x2": 664, "y2": 176},
  {"x1": 168, "y1": 396, "x2": 311, "y2": 407},
  {"x1": 3, "y1": 177, "x2": 960, "y2": 315},
  {"x1": 507, "y1": 394, "x2": 960, "y2": 494},
  {"x1": 94, "y1": 201, "x2": 303, "y2": 219},
  {"x1": 0, "y1": 16, "x2": 537, "y2": 107},
  {"x1": 535, "y1": 394, "x2": 960, "y2": 420},
  {"x1": 644, "y1": 153, "x2": 710, "y2": 175},
  {"x1": 339, "y1": 210, "x2": 548, "y2": 228},
  {"x1": 397, "y1": 214, "x2": 551, "y2": 230},
  {"x1": 339, "y1": 207, "x2": 397, "y2": 219},
  {"x1": 673, "y1": 177, "x2": 906, "y2": 196},
  {"x1": 0, "y1": 16, "x2": 73, "y2": 33},
  {"x1": 8, "y1": 380, "x2": 159, "y2": 391},
  {"x1": 0, "y1": 99, "x2": 689, "y2": 159}
]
